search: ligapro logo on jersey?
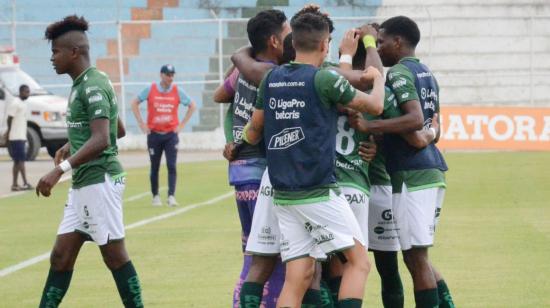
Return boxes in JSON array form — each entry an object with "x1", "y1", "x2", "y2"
[{"x1": 268, "y1": 127, "x2": 305, "y2": 150}]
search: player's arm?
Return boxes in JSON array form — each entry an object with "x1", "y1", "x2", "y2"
[
  {"x1": 117, "y1": 117, "x2": 126, "y2": 138},
  {"x1": 130, "y1": 94, "x2": 149, "y2": 134},
  {"x1": 350, "y1": 100, "x2": 423, "y2": 134},
  {"x1": 242, "y1": 72, "x2": 269, "y2": 145},
  {"x1": 338, "y1": 28, "x2": 359, "y2": 71},
  {"x1": 37, "y1": 118, "x2": 110, "y2": 197},
  {"x1": 213, "y1": 68, "x2": 239, "y2": 103},
  {"x1": 231, "y1": 46, "x2": 275, "y2": 86},
  {"x1": 350, "y1": 66, "x2": 423, "y2": 134},
  {"x1": 242, "y1": 109, "x2": 264, "y2": 146},
  {"x1": 345, "y1": 67, "x2": 384, "y2": 115},
  {"x1": 359, "y1": 24, "x2": 383, "y2": 74},
  {"x1": 401, "y1": 113, "x2": 440, "y2": 148}
]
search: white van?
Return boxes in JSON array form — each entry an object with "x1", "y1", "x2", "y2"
[{"x1": 0, "y1": 48, "x2": 67, "y2": 160}]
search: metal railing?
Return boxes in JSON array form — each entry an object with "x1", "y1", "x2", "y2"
[{"x1": 1, "y1": 3, "x2": 549, "y2": 133}]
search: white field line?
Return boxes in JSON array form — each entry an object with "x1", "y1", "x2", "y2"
[
  {"x1": 0, "y1": 190, "x2": 233, "y2": 278},
  {"x1": 0, "y1": 175, "x2": 72, "y2": 199}
]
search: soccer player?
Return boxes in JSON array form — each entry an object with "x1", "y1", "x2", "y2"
[
  {"x1": 243, "y1": 12, "x2": 384, "y2": 307},
  {"x1": 212, "y1": 9, "x2": 290, "y2": 308},
  {"x1": 350, "y1": 16, "x2": 455, "y2": 308},
  {"x1": 36, "y1": 16, "x2": 143, "y2": 308}
]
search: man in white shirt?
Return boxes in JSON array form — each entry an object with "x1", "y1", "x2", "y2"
[{"x1": 6, "y1": 84, "x2": 32, "y2": 191}]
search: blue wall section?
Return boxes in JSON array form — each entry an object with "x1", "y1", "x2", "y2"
[{"x1": 0, "y1": 0, "x2": 383, "y2": 133}]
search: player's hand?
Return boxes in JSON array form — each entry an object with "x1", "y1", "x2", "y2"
[
  {"x1": 339, "y1": 29, "x2": 360, "y2": 57},
  {"x1": 357, "y1": 23, "x2": 378, "y2": 39},
  {"x1": 36, "y1": 168, "x2": 63, "y2": 197},
  {"x1": 139, "y1": 122, "x2": 150, "y2": 134},
  {"x1": 361, "y1": 66, "x2": 382, "y2": 82},
  {"x1": 223, "y1": 142, "x2": 237, "y2": 161},
  {"x1": 54, "y1": 143, "x2": 70, "y2": 166},
  {"x1": 358, "y1": 136, "x2": 377, "y2": 162},
  {"x1": 348, "y1": 111, "x2": 369, "y2": 133}
]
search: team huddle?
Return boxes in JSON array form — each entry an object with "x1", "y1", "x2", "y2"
[
  {"x1": 215, "y1": 5, "x2": 454, "y2": 308},
  {"x1": 33, "y1": 4, "x2": 453, "y2": 308}
]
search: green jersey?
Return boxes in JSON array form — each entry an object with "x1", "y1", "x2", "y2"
[
  {"x1": 67, "y1": 67, "x2": 123, "y2": 188},
  {"x1": 385, "y1": 57, "x2": 446, "y2": 193},
  {"x1": 367, "y1": 87, "x2": 401, "y2": 186},
  {"x1": 335, "y1": 112, "x2": 371, "y2": 195}
]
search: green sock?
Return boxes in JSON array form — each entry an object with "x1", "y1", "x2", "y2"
[
  {"x1": 39, "y1": 269, "x2": 73, "y2": 308},
  {"x1": 320, "y1": 280, "x2": 335, "y2": 308},
  {"x1": 240, "y1": 281, "x2": 263, "y2": 308},
  {"x1": 338, "y1": 298, "x2": 363, "y2": 308},
  {"x1": 301, "y1": 288, "x2": 321, "y2": 307},
  {"x1": 414, "y1": 288, "x2": 439, "y2": 308},
  {"x1": 327, "y1": 276, "x2": 342, "y2": 304},
  {"x1": 436, "y1": 280, "x2": 455, "y2": 308},
  {"x1": 111, "y1": 261, "x2": 143, "y2": 308},
  {"x1": 374, "y1": 251, "x2": 404, "y2": 308}
]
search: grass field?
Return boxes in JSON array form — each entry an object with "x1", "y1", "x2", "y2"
[{"x1": 0, "y1": 152, "x2": 549, "y2": 307}]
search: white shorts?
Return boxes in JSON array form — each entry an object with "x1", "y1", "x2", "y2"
[
  {"x1": 368, "y1": 185, "x2": 400, "y2": 251},
  {"x1": 245, "y1": 169, "x2": 281, "y2": 256},
  {"x1": 57, "y1": 174, "x2": 126, "y2": 245},
  {"x1": 340, "y1": 186, "x2": 369, "y2": 246},
  {"x1": 392, "y1": 184, "x2": 445, "y2": 251},
  {"x1": 275, "y1": 189, "x2": 365, "y2": 263}
]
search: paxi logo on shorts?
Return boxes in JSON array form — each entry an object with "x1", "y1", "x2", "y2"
[{"x1": 268, "y1": 127, "x2": 304, "y2": 150}]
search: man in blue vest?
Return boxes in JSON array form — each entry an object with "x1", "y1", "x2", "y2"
[
  {"x1": 350, "y1": 16, "x2": 455, "y2": 308},
  {"x1": 243, "y1": 12, "x2": 385, "y2": 308}
]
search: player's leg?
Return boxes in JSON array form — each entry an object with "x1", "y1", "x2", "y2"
[
  {"x1": 431, "y1": 189, "x2": 455, "y2": 308},
  {"x1": 327, "y1": 187, "x2": 369, "y2": 302},
  {"x1": 372, "y1": 250, "x2": 403, "y2": 308},
  {"x1": 39, "y1": 188, "x2": 86, "y2": 308},
  {"x1": 278, "y1": 257, "x2": 316, "y2": 307},
  {"x1": 164, "y1": 132, "x2": 179, "y2": 205},
  {"x1": 39, "y1": 232, "x2": 86, "y2": 308},
  {"x1": 394, "y1": 185, "x2": 440, "y2": 308},
  {"x1": 239, "y1": 170, "x2": 283, "y2": 307},
  {"x1": 291, "y1": 190, "x2": 370, "y2": 307},
  {"x1": 147, "y1": 132, "x2": 164, "y2": 204},
  {"x1": 86, "y1": 174, "x2": 143, "y2": 307},
  {"x1": 240, "y1": 255, "x2": 278, "y2": 307},
  {"x1": 369, "y1": 185, "x2": 404, "y2": 308},
  {"x1": 233, "y1": 182, "x2": 260, "y2": 306},
  {"x1": 100, "y1": 240, "x2": 143, "y2": 308}
]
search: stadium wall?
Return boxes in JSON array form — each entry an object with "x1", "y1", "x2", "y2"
[{"x1": 0, "y1": 0, "x2": 549, "y2": 150}]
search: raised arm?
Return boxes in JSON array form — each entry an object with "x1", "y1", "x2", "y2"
[
  {"x1": 231, "y1": 46, "x2": 275, "y2": 86},
  {"x1": 346, "y1": 67, "x2": 384, "y2": 115}
]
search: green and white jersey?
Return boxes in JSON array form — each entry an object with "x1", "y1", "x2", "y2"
[
  {"x1": 67, "y1": 67, "x2": 123, "y2": 189},
  {"x1": 385, "y1": 57, "x2": 446, "y2": 193},
  {"x1": 367, "y1": 87, "x2": 401, "y2": 186},
  {"x1": 335, "y1": 112, "x2": 371, "y2": 195}
]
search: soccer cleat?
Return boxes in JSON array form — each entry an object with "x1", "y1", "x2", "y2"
[
  {"x1": 152, "y1": 195, "x2": 162, "y2": 206},
  {"x1": 167, "y1": 195, "x2": 179, "y2": 207}
]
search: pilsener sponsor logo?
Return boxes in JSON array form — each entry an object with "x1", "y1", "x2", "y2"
[{"x1": 268, "y1": 127, "x2": 305, "y2": 150}]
